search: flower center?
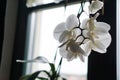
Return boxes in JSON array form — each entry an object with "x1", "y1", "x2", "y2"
[{"x1": 66, "y1": 40, "x2": 79, "y2": 53}]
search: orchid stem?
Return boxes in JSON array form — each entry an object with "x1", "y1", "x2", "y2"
[
  {"x1": 56, "y1": 58, "x2": 63, "y2": 75},
  {"x1": 53, "y1": 47, "x2": 58, "y2": 63},
  {"x1": 77, "y1": 0, "x2": 85, "y2": 18}
]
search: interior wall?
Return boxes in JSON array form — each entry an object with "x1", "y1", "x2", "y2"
[
  {"x1": 0, "y1": 0, "x2": 6, "y2": 65},
  {"x1": 0, "y1": 0, "x2": 18, "y2": 80}
]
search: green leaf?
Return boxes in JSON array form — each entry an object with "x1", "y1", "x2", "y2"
[
  {"x1": 27, "y1": 70, "x2": 51, "y2": 80},
  {"x1": 49, "y1": 63, "x2": 56, "y2": 75},
  {"x1": 16, "y1": 56, "x2": 49, "y2": 63},
  {"x1": 37, "y1": 77, "x2": 48, "y2": 80},
  {"x1": 27, "y1": 71, "x2": 41, "y2": 80},
  {"x1": 19, "y1": 74, "x2": 31, "y2": 80}
]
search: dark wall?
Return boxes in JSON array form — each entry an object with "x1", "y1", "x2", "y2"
[
  {"x1": 10, "y1": 0, "x2": 28, "y2": 80},
  {"x1": 0, "y1": 0, "x2": 7, "y2": 65},
  {"x1": 88, "y1": 0, "x2": 116, "y2": 80}
]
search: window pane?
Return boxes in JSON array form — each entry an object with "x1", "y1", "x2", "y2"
[
  {"x1": 26, "y1": 0, "x2": 62, "y2": 7},
  {"x1": 26, "y1": 3, "x2": 89, "y2": 80}
]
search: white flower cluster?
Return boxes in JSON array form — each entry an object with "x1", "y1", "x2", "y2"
[{"x1": 53, "y1": 0, "x2": 111, "y2": 62}]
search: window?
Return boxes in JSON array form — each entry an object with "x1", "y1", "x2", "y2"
[
  {"x1": 25, "y1": 2, "x2": 89, "y2": 80},
  {"x1": 10, "y1": 0, "x2": 116, "y2": 80}
]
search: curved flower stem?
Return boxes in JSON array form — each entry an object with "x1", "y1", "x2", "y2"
[
  {"x1": 53, "y1": 47, "x2": 59, "y2": 63},
  {"x1": 77, "y1": 0, "x2": 86, "y2": 18},
  {"x1": 72, "y1": 26, "x2": 81, "y2": 30},
  {"x1": 64, "y1": 0, "x2": 68, "y2": 12},
  {"x1": 59, "y1": 40, "x2": 70, "y2": 48},
  {"x1": 56, "y1": 58, "x2": 63, "y2": 76},
  {"x1": 75, "y1": 28, "x2": 90, "y2": 45}
]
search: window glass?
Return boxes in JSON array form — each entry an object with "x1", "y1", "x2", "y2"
[
  {"x1": 26, "y1": 3, "x2": 89, "y2": 80},
  {"x1": 26, "y1": 0, "x2": 62, "y2": 7}
]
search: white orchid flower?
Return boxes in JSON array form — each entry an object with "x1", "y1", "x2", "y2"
[
  {"x1": 53, "y1": 14, "x2": 80, "y2": 43},
  {"x1": 59, "y1": 39, "x2": 86, "y2": 62},
  {"x1": 54, "y1": 14, "x2": 86, "y2": 62},
  {"x1": 81, "y1": 13, "x2": 111, "y2": 55},
  {"x1": 89, "y1": 0, "x2": 104, "y2": 14}
]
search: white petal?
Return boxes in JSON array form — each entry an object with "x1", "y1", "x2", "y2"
[
  {"x1": 76, "y1": 36, "x2": 84, "y2": 43},
  {"x1": 92, "y1": 40, "x2": 106, "y2": 53},
  {"x1": 59, "y1": 40, "x2": 76, "y2": 61},
  {"x1": 66, "y1": 51, "x2": 75, "y2": 61},
  {"x1": 83, "y1": 30, "x2": 89, "y2": 37},
  {"x1": 81, "y1": 41, "x2": 92, "y2": 56},
  {"x1": 59, "y1": 42, "x2": 77, "y2": 61},
  {"x1": 59, "y1": 45, "x2": 68, "y2": 58},
  {"x1": 97, "y1": 33, "x2": 112, "y2": 48},
  {"x1": 78, "y1": 53, "x2": 85, "y2": 62},
  {"x1": 53, "y1": 22, "x2": 66, "y2": 41},
  {"x1": 73, "y1": 28, "x2": 81, "y2": 37},
  {"x1": 81, "y1": 18, "x2": 89, "y2": 29},
  {"x1": 89, "y1": 0, "x2": 104, "y2": 14},
  {"x1": 59, "y1": 30, "x2": 71, "y2": 43},
  {"x1": 66, "y1": 14, "x2": 79, "y2": 30},
  {"x1": 94, "y1": 22, "x2": 111, "y2": 35},
  {"x1": 78, "y1": 46, "x2": 87, "y2": 56}
]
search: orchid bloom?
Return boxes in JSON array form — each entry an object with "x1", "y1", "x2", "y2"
[
  {"x1": 59, "y1": 39, "x2": 86, "y2": 62},
  {"x1": 53, "y1": 14, "x2": 80, "y2": 43},
  {"x1": 54, "y1": 14, "x2": 86, "y2": 62},
  {"x1": 89, "y1": 0, "x2": 104, "y2": 14},
  {"x1": 81, "y1": 13, "x2": 111, "y2": 55}
]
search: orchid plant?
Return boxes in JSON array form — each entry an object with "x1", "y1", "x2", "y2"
[{"x1": 17, "y1": 0, "x2": 111, "y2": 80}]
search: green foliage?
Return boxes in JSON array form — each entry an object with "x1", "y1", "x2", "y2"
[{"x1": 19, "y1": 62, "x2": 65, "y2": 80}]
